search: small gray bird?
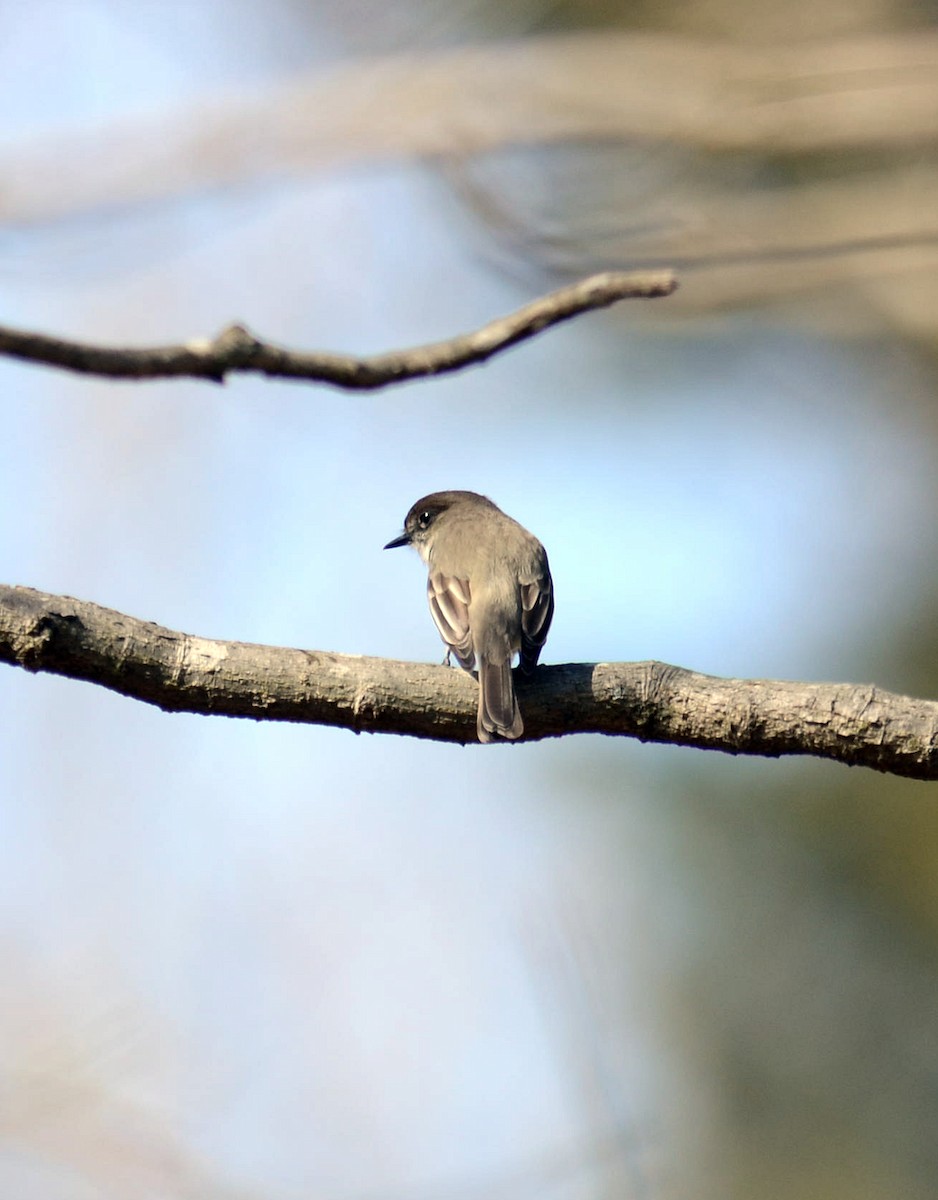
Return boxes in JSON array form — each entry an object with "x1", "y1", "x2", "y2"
[{"x1": 384, "y1": 490, "x2": 553, "y2": 743}]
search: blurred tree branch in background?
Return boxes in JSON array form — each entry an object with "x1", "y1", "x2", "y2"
[
  {"x1": 0, "y1": 271, "x2": 675, "y2": 386},
  {"x1": 3, "y1": 32, "x2": 936, "y2": 223},
  {"x1": 4, "y1": 31, "x2": 935, "y2": 325},
  {"x1": 3, "y1": 584, "x2": 937, "y2": 780}
]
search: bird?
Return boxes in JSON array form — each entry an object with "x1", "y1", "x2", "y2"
[{"x1": 384, "y1": 490, "x2": 553, "y2": 743}]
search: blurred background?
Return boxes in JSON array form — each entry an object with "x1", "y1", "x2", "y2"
[{"x1": 2, "y1": 1, "x2": 938, "y2": 1197}]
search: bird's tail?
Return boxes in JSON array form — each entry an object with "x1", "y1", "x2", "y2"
[{"x1": 477, "y1": 657, "x2": 523, "y2": 743}]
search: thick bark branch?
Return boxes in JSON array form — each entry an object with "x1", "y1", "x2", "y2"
[
  {"x1": 2, "y1": 585, "x2": 936, "y2": 780},
  {"x1": 0, "y1": 271, "x2": 675, "y2": 389}
]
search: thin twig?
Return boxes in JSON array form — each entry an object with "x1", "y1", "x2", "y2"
[
  {"x1": 2, "y1": 584, "x2": 937, "y2": 780},
  {"x1": 0, "y1": 270, "x2": 676, "y2": 389}
]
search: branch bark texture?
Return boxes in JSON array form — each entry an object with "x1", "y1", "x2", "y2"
[
  {"x1": 0, "y1": 271, "x2": 675, "y2": 389},
  {"x1": 2, "y1": 585, "x2": 936, "y2": 780}
]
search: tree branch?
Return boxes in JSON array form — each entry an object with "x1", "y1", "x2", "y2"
[
  {"x1": 3, "y1": 33, "x2": 937, "y2": 227},
  {"x1": 0, "y1": 271, "x2": 675, "y2": 389},
  {"x1": 2, "y1": 584, "x2": 936, "y2": 780}
]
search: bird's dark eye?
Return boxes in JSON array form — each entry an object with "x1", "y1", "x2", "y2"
[{"x1": 418, "y1": 510, "x2": 432, "y2": 529}]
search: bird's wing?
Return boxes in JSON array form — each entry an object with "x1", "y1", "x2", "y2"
[
  {"x1": 519, "y1": 575, "x2": 554, "y2": 673},
  {"x1": 427, "y1": 572, "x2": 475, "y2": 670}
]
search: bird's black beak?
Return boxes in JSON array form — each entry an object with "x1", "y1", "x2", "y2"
[{"x1": 383, "y1": 532, "x2": 411, "y2": 550}]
